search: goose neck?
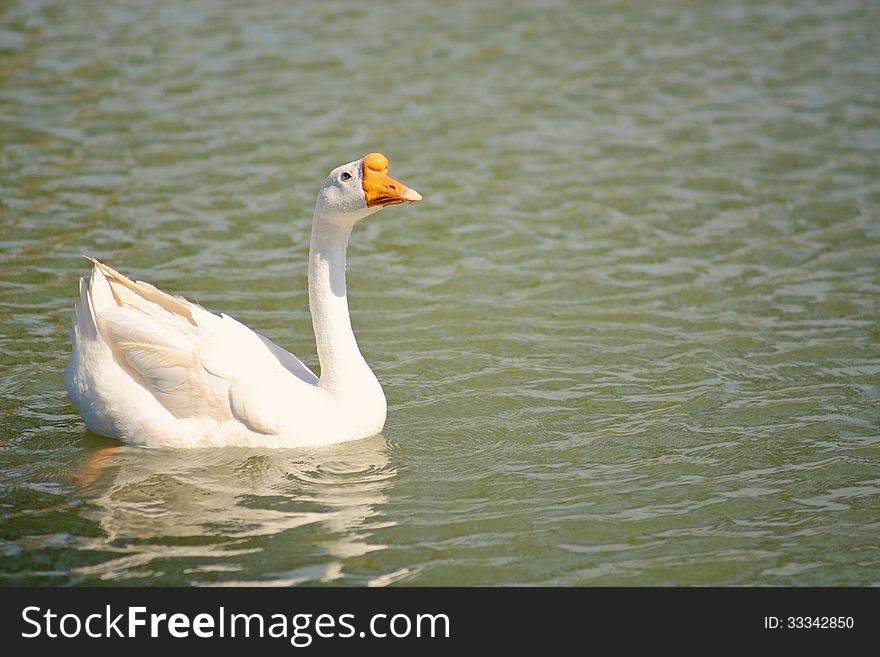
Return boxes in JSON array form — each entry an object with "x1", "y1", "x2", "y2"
[{"x1": 308, "y1": 218, "x2": 375, "y2": 395}]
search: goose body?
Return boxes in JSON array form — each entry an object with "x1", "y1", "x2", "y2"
[{"x1": 65, "y1": 153, "x2": 421, "y2": 448}]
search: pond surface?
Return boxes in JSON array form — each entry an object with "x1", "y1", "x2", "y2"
[{"x1": 1, "y1": 0, "x2": 879, "y2": 585}]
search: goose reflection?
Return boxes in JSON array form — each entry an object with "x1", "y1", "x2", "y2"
[{"x1": 72, "y1": 435, "x2": 395, "y2": 585}]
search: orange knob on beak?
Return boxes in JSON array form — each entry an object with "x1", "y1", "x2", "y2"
[{"x1": 362, "y1": 152, "x2": 422, "y2": 207}]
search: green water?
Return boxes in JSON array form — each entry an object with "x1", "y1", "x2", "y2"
[{"x1": 1, "y1": 0, "x2": 879, "y2": 586}]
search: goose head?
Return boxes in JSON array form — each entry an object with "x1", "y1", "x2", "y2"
[{"x1": 315, "y1": 152, "x2": 422, "y2": 227}]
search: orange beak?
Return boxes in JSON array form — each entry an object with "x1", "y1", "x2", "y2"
[{"x1": 362, "y1": 152, "x2": 422, "y2": 208}]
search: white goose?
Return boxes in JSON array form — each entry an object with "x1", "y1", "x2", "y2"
[{"x1": 65, "y1": 153, "x2": 421, "y2": 448}]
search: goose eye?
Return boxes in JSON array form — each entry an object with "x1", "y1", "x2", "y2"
[{"x1": 340, "y1": 172, "x2": 352, "y2": 182}]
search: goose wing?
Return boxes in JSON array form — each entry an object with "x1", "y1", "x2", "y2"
[{"x1": 87, "y1": 260, "x2": 318, "y2": 424}]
